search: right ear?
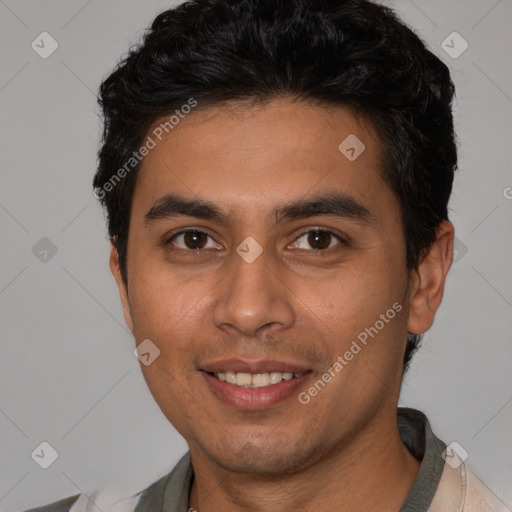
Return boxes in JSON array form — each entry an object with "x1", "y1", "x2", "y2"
[{"x1": 109, "y1": 244, "x2": 134, "y2": 334}]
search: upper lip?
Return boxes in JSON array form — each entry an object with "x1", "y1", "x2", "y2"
[{"x1": 200, "y1": 358, "x2": 311, "y2": 374}]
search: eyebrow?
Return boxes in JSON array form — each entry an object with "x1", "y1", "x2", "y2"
[
  {"x1": 275, "y1": 192, "x2": 374, "y2": 226},
  {"x1": 144, "y1": 192, "x2": 375, "y2": 227}
]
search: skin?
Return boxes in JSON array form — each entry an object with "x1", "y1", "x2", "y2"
[{"x1": 110, "y1": 97, "x2": 454, "y2": 511}]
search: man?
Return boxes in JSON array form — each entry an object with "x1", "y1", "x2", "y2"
[{"x1": 25, "y1": 0, "x2": 507, "y2": 510}]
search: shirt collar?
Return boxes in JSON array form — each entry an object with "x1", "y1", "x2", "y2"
[{"x1": 398, "y1": 408, "x2": 447, "y2": 511}]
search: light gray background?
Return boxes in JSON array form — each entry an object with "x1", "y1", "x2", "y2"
[{"x1": 1, "y1": 1, "x2": 511, "y2": 510}]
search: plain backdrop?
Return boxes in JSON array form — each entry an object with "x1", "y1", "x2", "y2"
[{"x1": 1, "y1": 0, "x2": 511, "y2": 510}]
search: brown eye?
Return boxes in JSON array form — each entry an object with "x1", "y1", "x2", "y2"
[
  {"x1": 292, "y1": 229, "x2": 345, "y2": 251},
  {"x1": 183, "y1": 231, "x2": 207, "y2": 249},
  {"x1": 307, "y1": 231, "x2": 332, "y2": 250},
  {"x1": 169, "y1": 230, "x2": 218, "y2": 250}
]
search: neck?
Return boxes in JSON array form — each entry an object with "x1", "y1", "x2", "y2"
[{"x1": 188, "y1": 410, "x2": 421, "y2": 512}]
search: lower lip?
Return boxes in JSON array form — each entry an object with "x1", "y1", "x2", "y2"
[{"x1": 201, "y1": 371, "x2": 310, "y2": 410}]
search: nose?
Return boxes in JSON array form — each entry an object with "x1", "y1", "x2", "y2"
[{"x1": 212, "y1": 242, "x2": 295, "y2": 337}]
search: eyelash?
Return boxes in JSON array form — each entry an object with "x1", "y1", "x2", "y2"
[{"x1": 165, "y1": 227, "x2": 347, "y2": 254}]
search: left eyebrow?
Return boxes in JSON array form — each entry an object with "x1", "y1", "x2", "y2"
[{"x1": 273, "y1": 192, "x2": 375, "y2": 227}]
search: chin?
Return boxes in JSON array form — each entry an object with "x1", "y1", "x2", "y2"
[{"x1": 195, "y1": 429, "x2": 323, "y2": 476}]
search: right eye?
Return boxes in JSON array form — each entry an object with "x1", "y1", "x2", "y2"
[{"x1": 167, "y1": 229, "x2": 222, "y2": 252}]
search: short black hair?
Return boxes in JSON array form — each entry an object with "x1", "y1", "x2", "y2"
[{"x1": 93, "y1": 0, "x2": 458, "y2": 372}]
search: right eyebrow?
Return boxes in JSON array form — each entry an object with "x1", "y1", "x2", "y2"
[{"x1": 144, "y1": 193, "x2": 233, "y2": 226}]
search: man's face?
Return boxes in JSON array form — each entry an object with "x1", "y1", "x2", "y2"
[{"x1": 114, "y1": 98, "x2": 413, "y2": 474}]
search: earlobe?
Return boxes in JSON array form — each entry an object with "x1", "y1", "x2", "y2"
[
  {"x1": 407, "y1": 221, "x2": 454, "y2": 335},
  {"x1": 109, "y1": 244, "x2": 134, "y2": 334}
]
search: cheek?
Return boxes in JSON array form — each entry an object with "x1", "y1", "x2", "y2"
[
  {"x1": 126, "y1": 258, "x2": 204, "y2": 342},
  {"x1": 299, "y1": 257, "x2": 407, "y2": 370},
  {"x1": 307, "y1": 260, "x2": 400, "y2": 325}
]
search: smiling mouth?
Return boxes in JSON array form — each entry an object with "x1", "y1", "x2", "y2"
[{"x1": 207, "y1": 371, "x2": 306, "y2": 388}]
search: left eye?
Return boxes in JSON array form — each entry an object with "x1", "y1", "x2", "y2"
[{"x1": 291, "y1": 230, "x2": 345, "y2": 251}]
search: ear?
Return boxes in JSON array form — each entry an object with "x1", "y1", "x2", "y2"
[
  {"x1": 109, "y1": 244, "x2": 134, "y2": 334},
  {"x1": 407, "y1": 221, "x2": 454, "y2": 335}
]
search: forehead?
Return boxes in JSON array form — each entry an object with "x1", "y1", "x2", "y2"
[{"x1": 132, "y1": 98, "x2": 395, "y2": 223}]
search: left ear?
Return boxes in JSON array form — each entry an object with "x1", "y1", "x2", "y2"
[{"x1": 407, "y1": 220, "x2": 454, "y2": 335}]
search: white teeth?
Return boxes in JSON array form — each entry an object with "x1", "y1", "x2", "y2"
[
  {"x1": 269, "y1": 372, "x2": 283, "y2": 384},
  {"x1": 213, "y1": 371, "x2": 303, "y2": 388},
  {"x1": 252, "y1": 373, "x2": 270, "y2": 387},
  {"x1": 235, "y1": 372, "x2": 252, "y2": 386},
  {"x1": 225, "y1": 371, "x2": 237, "y2": 384}
]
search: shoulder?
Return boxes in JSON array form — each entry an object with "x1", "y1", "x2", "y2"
[
  {"x1": 21, "y1": 453, "x2": 192, "y2": 512},
  {"x1": 23, "y1": 494, "x2": 81, "y2": 512},
  {"x1": 21, "y1": 486, "x2": 141, "y2": 512},
  {"x1": 429, "y1": 461, "x2": 508, "y2": 512},
  {"x1": 465, "y1": 467, "x2": 509, "y2": 512}
]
